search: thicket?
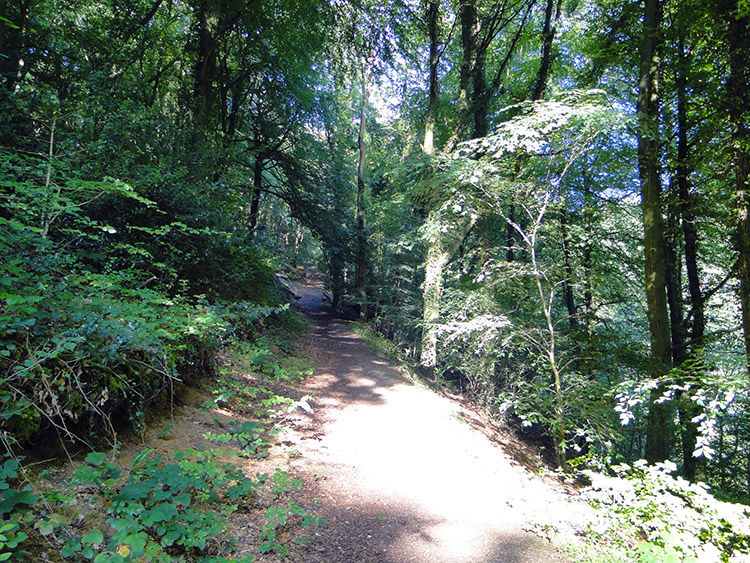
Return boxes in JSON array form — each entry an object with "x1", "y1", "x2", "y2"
[
  {"x1": 1, "y1": 0, "x2": 330, "y2": 557},
  {"x1": 364, "y1": 92, "x2": 747, "y2": 491},
  {"x1": 0, "y1": 142, "x2": 289, "y2": 450},
  {"x1": 0, "y1": 338, "x2": 325, "y2": 562}
]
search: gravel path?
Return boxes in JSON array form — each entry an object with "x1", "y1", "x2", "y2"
[{"x1": 271, "y1": 276, "x2": 584, "y2": 562}]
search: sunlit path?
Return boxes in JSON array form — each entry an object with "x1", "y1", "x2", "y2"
[{"x1": 276, "y1": 278, "x2": 581, "y2": 563}]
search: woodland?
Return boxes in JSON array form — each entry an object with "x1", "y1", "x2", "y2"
[{"x1": 2, "y1": 0, "x2": 750, "y2": 560}]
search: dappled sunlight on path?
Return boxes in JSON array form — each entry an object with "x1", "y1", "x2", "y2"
[{"x1": 274, "y1": 275, "x2": 581, "y2": 562}]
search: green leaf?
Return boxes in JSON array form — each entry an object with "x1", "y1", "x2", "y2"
[
  {"x1": 61, "y1": 537, "x2": 82, "y2": 557},
  {"x1": 35, "y1": 518, "x2": 58, "y2": 536},
  {"x1": 0, "y1": 489, "x2": 38, "y2": 514},
  {"x1": 131, "y1": 449, "x2": 153, "y2": 468},
  {"x1": 173, "y1": 492, "x2": 191, "y2": 506},
  {"x1": 82, "y1": 529, "x2": 104, "y2": 545},
  {"x1": 85, "y1": 452, "x2": 108, "y2": 467}
]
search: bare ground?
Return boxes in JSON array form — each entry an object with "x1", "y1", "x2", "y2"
[{"x1": 250, "y1": 275, "x2": 591, "y2": 562}]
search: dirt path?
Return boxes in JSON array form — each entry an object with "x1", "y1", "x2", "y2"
[{"x1": 267, "y1": 276, "x2": 587, "y2": 562}]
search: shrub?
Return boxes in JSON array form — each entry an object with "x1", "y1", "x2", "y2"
[{"x1": 583, "y1": 460, "x2": 750, "y2": 562}]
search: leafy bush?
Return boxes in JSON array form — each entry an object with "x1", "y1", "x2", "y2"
[
  {"x1": 0, "y1": 268, "x2": 237, "y2": 445},
  {"x1": 29, "y1": 448, "x2": 266, "y2": 561},
  {"x1": 0, "y1": 146, "x2": 289, "y2": 448},
  {"x1": 0, "y1": 457, "x2": 37, "y2": 561},
  {"x1": 0, "y1": 216, "x2": 287, "y2": 446},
  {"x1": 205, "y1": 421, "x2": 271, "y2": 458},
  {"x1": 0, "y1": 444, "x2": 324, "y2": 562},
  {"x1": 583, "y1": 460, "x2": 750, "y2": 562}
]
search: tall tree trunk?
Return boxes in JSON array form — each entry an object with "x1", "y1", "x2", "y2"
[
  {"x1": 582, "y1": 171, "x2": 595, "y2": 340},
  {"x1": 505, "y1": 203, "x2": 517, "y2": 262},
  {"x1": 420, "y1": 214, "x2": 476, "y2": 376},
  {"x1": 664, "y1": 184, "x2": 686, "y2": 369},
  {"x1": 419, "y1": 0, "x2": 442, "y2": 369},
  {"x1": 472, "y1": 39, "x2": 488, "y2": 138},
  {"x1": 720, "y1": 0, "x2": 750, "y2": 371},
  {"x1": 637, "y1": 0, "x2": 672, "y2": 464},
  {"x1": 559, "y1": 207, "x2": 578, "y2": 330},
  {"x1": 420, "y1": 222, "x2": 447, "y2": 377},
  {"x1": 455, "y1": 0, "x2": 477, "y2": 144},
  {"x1": 532, "y1": 0, "x2": 562, "y2": 101},
  {"x1": 672, "y1": 32, "x2": 706, "y2": 482},
  {"x1": 355, "y1": 65, "x2": 369, "y2": 320},
  {"x1": 423, "y1": 0, "x2": 439, "y2": 155},
  {"x1": 192, "y1": 0, "x2": 217, "y2": 146},
  {"x1": 249, "y1": 155, "x2": 264, "y2": 237}
]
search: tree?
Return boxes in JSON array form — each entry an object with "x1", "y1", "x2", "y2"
[
  {"x1": 532, "y1": 0, "x2": 563, "y2": 101},
  {"x1": 718, "y1": 0, "x2": 750, "y2": 371},
  {"x1": 453, "y1": 0, "x2": 536, "y2": 142},
  {"x1": 423, "y1": 0, "x2": 440, "y2": 155},
  {"x1": 419, "y1": 194, "x2": 477, "y2": 376},
  {"x1": 636, "y1": 0, "x2": 673, "y2": 464},
  {"x1": 428, "y1": 93, "x2": 619, "y2": 467}
]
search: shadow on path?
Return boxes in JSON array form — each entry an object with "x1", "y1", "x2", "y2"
[{"x1": 273, "y1": 274, "x2": 573, "y2": 563}]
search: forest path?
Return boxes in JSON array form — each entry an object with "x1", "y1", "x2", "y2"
[{"x1": 267, "y1": 274, "x2": 585, "y2": 562}]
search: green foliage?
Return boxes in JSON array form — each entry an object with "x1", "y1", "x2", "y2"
[
  {"x1": 258, "y1": 500, "x2": 325, "y2": 556},
  {"x1": 0, "y1": 457, "x2": 37, "y2": 561},
  {"x1": 3, "y1": 0, "x2": 749, "y2": 555},
  {"x1": 1, "y1": 318, "x2": 325, "y2": 561},
  {"x1": 269, "y1": 468, "x2": 303, "y2": 499},
  {"x1": 34, "y1": 447, "x2": 269, "y2": 561},
  {"x1": 205, "y1": 421, "x2": 269, "y2": 458},
  {"x1": 257, "y1": 471, "x2": 325, "y2": 557},
  {"x1": 224, "y1": 338, "x2": 314, "y2": 384},
  {"x1": 584, "y1": 460, "x2": 750, "y2": 562},
  {"x1": 0, "y1": 269, "x2": 257, "y2": 445},
  {"x1": 34, "y1": 449, "x2": 323, "y2": 561},
  {"x1": 0, "y1": 182, "x2": 286, "y2": 446}
]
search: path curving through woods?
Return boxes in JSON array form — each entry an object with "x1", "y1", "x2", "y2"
[{"x1": 271, "y1": 274, "x2": 587, "y2": 562}]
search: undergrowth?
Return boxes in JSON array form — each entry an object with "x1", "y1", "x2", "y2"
[
  {"x1": 577, "y1": 460, "x2": 750, "y2": 562},
  {"x1": 0, "y1": 444, "x2": 323, "y2": 562},
  {"x1": 0, "y1": 309, "x2": 325, "y2": 561}
]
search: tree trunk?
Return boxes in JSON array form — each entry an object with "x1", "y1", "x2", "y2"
[
  {"x1": 506, "y1": 204, "x2": 516, "y2": 262},
  {"x1": 532, "y1": 0, "x2": 563, "y2": 101},
  {"x1": 664, "y1": 182, "x2": 686, "y2": 369},
  {"x1": 355, "y1": 65, "x2": 369, "y2": 320},
  {"x1": 419, "y1": 1, "x2": 443, "y2": 369},
  {"x1": 249, "y1": 156, "x2": 264, "y2": 237},
  {"x1": 559, "y1": 207, "x2": 579, "y2": 330},
  {"x1": 637, "y1": 0, "x2": 672, "y2": 464},
  {"x1": 423, "y1": 0, "x2": 439, "y2": 155},
  {"x1": 419, "y1": 213, "x2": 476, "y2": 376},
  {"x1": 673, "y1": 33, "x2": 706, "y2": 482},
  {"x1": 455, "y1": 0, "x2": 477, "y2": 144},
  {"x1": 472, "y1": 38, "x2": 488, "y2": 139},
  {"x1": 582, "y1": 173, "x2": 595, "y2": 340},
  {"x1": 420, "y1": 222, "x2": 447, "y2": 377},
  {"x1": 192, "y1": 0, "x2": 217, "y2": 145},
  {"x1": 720, "y1": 0, "x2": 750, "y2": 371}
]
